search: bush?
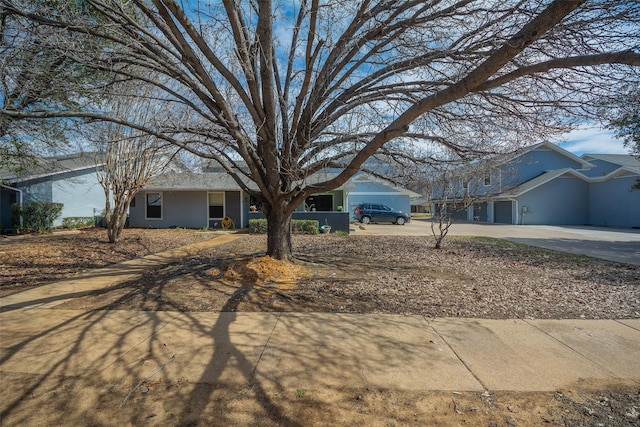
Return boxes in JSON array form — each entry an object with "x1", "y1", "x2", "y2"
[
  {"x1": 13, "y1": 202, "x2": 64, "y2": 233},
  {"x1": 61, "y1": 217, "x2": 95, "y2": 229},
  {"x1": 249, "y1": 219, "x2": 268, "y2": 233},
  {"x1": 292, "y1": 219, "x2": 319, "y2": 235},
  {"x1": 249, "y1": 219, "x2": 319, "y2": 235}
]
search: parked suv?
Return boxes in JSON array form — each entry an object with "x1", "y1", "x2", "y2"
[{"x1": 354, "y1": 203, "x2": 410, "y2": 225}]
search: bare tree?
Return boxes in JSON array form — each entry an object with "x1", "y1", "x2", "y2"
[
  {"x1": 94, "y1": 81, "x2": 178, "y2": 243},
  {"x1": 427, "y1": 159, "x2": 504, "y2": 249},
  {"x1": 2, "y1": 0, "x2": 639, "y2": 259},
  {"x1": 0, "y1": 3, "x2": 110, "y2": 171}
]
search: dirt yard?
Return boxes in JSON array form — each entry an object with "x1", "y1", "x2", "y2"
[{"x1": 1, "y1": 228, "x2": 639, "y2": 426}]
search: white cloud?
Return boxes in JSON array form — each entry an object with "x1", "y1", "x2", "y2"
[{"x1": 552, "y1": 126, "x2": 629, "y2": 156}]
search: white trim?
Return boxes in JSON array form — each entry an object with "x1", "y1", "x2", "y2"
[{"x1": 145, "y1": 191, "x2": 163, "y2": 220}]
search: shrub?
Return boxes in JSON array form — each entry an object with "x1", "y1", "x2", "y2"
[
  {"x1": 249, "y1": 218, "x2": 319, "y2": 235},
  {"x1": 249, "y1": 219, "x2": 268, "y2": 233},
  {"x1": 61, "y1": 217, "x2": 95, "y2": 229},
  {"x1": 13, "y1": 202, "x2": 64, "y2": 233},
  {"x1": 292, "y1": 219, "x2": 319, "y2": 235}
]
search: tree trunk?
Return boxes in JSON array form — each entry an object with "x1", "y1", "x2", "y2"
[
  {"x1": 106, "y1": 196, "x2": 129, "y2": 243},
  {"x1": 266, "y1": 208, "x2": 293, "y2": 260}
]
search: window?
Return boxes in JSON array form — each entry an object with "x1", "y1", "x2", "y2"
[
  {"x1": 146, "y1": 192, "x2": 162, "y2": 219},
  {"x1": 208, "y1": 192, "x2": 224, "y2": 219},
  {"x1": 484, "y1": 172, "x2": 491, "y2": 186}
]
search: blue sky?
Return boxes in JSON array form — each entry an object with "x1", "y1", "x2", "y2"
[{"x1": 554, "y1": 126, "x2": 629, "y2": 156}]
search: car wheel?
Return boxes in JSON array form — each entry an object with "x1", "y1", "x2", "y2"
[
  {"x1": 361, "y1": 216, "x2": 371, "y2": 225},
  {"x1": 395, "y1": 217, "x2": 406, "y2": 225}
]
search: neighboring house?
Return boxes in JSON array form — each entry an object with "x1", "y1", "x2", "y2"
[
  {"x1": 344, "y1": 174, "x2": 421, "y2": 220},
  {"x1": 432, "y1": 142, "x2": 640, "y2": 228},
  {"x1": 129, "y1": 169, "x2": 420, "y2": 231},
  {"x1": 0, "y1": 153, "x2": 106, "y2": 232}
]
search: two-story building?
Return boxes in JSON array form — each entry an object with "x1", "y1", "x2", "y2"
[{"x1": 432, "y1": 142, "x2": 640, "y2": 228}]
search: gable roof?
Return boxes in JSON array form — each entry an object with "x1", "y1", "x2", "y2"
[
  {"x1": 144, "y1": 172, "x2": 256, "y2": 191},
  {"x1": 498, "y1": 168, "x2": 589, "y2": 198},
  {"x1": 0, "y1": 152, "x2": 102, "y2": 183},
  {"x1": 581, "y1": 154, "x2": 640, "y2": 171}
]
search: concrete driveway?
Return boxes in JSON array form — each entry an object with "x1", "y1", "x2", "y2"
[{"x1": 349, "y1": 219, "x2": 640, "y2": 266}]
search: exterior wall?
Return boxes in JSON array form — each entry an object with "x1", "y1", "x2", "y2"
[
  {"x1": 16, "y1": 169, "x2": 106, "y2": 227},
  {"x1": 589, "y1": 177, "x2": 640, "y2": 228},
  {"x1": 129, "y1": 190, "x2": 245, "y2": 229},
  {"x1": 347, "y1": 181, "x2": 411, "y2": 220},
  {"x1": 516, "y1": 177, "x2": 589, "y2": 225},
  {"x1": 50, "y1": 173, "x2": 106, "y2": 224},
  {"x1": 501, "y1": 149, "x2": 586, "y2": 190},
  {"x1": 248, "y1": 211, "x2": 350, "y2": 233}
]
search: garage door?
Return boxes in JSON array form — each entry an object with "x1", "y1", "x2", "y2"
[{"x1": 494, "y1": 201, "x2": 512, "y2": 224}]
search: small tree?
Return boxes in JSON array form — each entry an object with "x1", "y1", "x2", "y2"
[
  {"x1": 427, "y1": 160, "x2": 503, "y2": 249},
  {"x1": 94, "y1": 81, "x2": 177, "y2": 243}
]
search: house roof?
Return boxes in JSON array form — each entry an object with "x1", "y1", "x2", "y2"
[
  {"x1": 0, "y1": 152, "x2": 103, "y2": 183},
  {"x1": 581, "y1": 154, "x2": 640, "y2": 171},
  {"x1": 144, "y1": 172, "x2": 256, "y2": 191},
  {"x1": 143, "y1": 169, "x2": 424, "y2": 200},
  {"x1": 144, "y1": 170, "x2": 356, "y2": 192},
  {"x1": 498, "y1": 168, "x2": 589, "y2": 198}
]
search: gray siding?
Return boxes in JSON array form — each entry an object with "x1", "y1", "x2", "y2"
[
  {"x1": 580, "y1": 159, "x2": 619, "y2": 178},
  {"x1": 501, "y1": 149, "x2": 587, "y2": 190},
  {"x1": 129, "y1": 191, "x2": 207, "y2": 228},
  {"x1": 16, "y1": 169, "x2": 106, "y2": 227},
  {"x1": 589, "y1": 177, "x2": 640, "y2": 228},
  {"x1": 129, "y1": 190, "x2": 245, "y2": 229},
  {"x1": 517, "y1": 177, "x2": 589, "y2": 225}
]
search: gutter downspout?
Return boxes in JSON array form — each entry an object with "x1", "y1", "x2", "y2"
[
  {"x1": 0, "y1": 183, "x2": 23, "y2": 228},
  {"x1": 508, "y1": 198, "x2": 519, "y2": 225}
]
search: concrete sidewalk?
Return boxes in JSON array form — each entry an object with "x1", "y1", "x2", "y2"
[
  {"x1": 1, "y1": 309, "x2": 639, "y2": 393},
  {"x1": 1, "y1": 230, "x2": 639, "y2": 398}
]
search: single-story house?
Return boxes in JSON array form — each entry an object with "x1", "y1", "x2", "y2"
[{"x1": 128, "y1": 170, "x2": 420, "y2": 231}]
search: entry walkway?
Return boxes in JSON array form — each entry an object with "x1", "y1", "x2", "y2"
[{"x1": 0, "y1": 233, "x2": 242, "y2": 311}]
